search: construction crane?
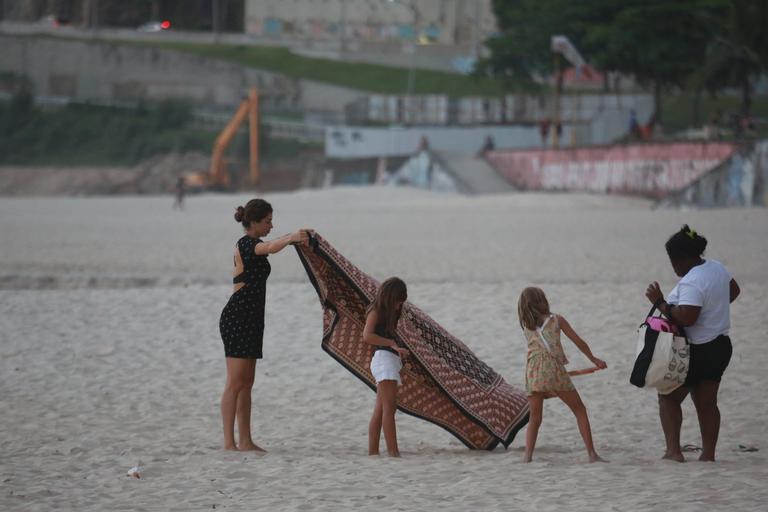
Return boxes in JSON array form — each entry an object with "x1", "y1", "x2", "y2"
[{"x1": 185, "y1": 88, "x2": 260, "y2": 190}]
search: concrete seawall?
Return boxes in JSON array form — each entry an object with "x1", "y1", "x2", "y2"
[
  {"x1": 486, "y1": 141, "x2": 767, "y2": 207},
  {"x1": 659, "y1": 140, "x2": 768, "y2": 208}
]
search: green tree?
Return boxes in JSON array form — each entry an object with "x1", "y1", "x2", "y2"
[
  {"x1": 482, "y1": 0, "x2": 728, "y2": 127},
  {"x1": 479, "y1": 0, "x2": 580, "y2": 86},
  {"x1": 585, "y1": 0, "x2": 727, "y2": 126},
  {"x1": 694, "y1": 0, "x2": 768, "y2": 117}
]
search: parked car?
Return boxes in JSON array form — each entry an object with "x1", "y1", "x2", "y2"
[
  {"x1": 37, "y1": 14, "x2": 71, "y2": 27},
  {"x1": 137, "y1": 20, "x2": 171, "y2": 32}
]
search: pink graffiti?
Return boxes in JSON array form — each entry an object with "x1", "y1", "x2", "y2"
[{"x1": 486, "y1": 143, "x2": 736, "y2": 198}]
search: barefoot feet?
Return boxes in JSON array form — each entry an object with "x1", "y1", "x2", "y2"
[
  {"x1": 238, "y1": 441, "x2": 267, "y2": 452},
  {"x1": 662, "y1": 451, "x2": 685, "y2": 462},
  {"x1": 588, "y1": 452, "x2": 608, "y2": 463}
]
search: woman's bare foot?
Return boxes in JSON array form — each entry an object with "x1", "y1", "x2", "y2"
[
  {"x1": 522, "y1": 454, "x2": 533, "y2": 463},
  {"x1": 239, "y1": 441, "x2": 266, "y2": 452},
  {"x1": 387, "y1": 452, "x2": 401, "y2": 458},
  {"x1": 662, "y1": 451, "x2": 685, "y2": 462},
  {"x1": 588, "y1": 452, "x2": 608, "y2": 463},
  {"x1": 369, "y1": 451, "x2": 379, "y2": 456},
  {"x1": 224, "y1": 443, "x2": 238, "y2": 451}
]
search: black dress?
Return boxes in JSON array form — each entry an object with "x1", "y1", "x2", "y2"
[{"x1": 219, "y1": 235, "x2": 271, "y2": 358}]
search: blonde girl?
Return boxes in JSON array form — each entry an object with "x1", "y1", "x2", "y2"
[{"x1": 518, "y1": 287, "x2": 607, "y2": 463}]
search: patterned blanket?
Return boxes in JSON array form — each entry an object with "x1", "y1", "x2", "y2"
[{"x1": 295, "y1": 234, "x2": 529, "y2": 449}]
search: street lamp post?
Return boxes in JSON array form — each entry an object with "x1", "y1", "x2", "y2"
[
  {"x1": 387, "y1": 0, "x2": 418, "y2": 122},
  {"x1": 90, "y1": 0, "x2": 99, "y2": 34},
  {"x1": 212, "y1": 0, "x2": 221, "y2": 43},
  {"x1": 339, "y1": 0, "x2": 347, "y2": 54}
]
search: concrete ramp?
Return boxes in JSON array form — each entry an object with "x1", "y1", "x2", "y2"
[{"x1": 432, "y1": 151, "x2": 516, "y2": 195}]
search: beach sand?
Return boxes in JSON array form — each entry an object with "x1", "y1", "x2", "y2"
[{"x1": 1, "y1": 187, "x2": 767, "y2": 511}]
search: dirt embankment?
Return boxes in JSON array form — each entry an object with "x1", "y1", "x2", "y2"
[{"x1": 0, "y1": 151, "x2": 324, "y2": 196}]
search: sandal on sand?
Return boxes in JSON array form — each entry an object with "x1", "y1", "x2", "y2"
[
  {"x1": 735, "y1": 444, "x2": 759, "y2": 453},
  {"x1": 681, "y1": 444, "x2": 701, "y2": 452}
]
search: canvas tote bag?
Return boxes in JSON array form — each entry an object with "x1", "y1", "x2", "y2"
[{"x1": 630, "y1": 305, "x2": 689, "y2": 395}]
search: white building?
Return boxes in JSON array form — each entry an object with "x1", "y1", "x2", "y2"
[{"x1": 244, "y1": 0, "x2": 496, "y2": 51}]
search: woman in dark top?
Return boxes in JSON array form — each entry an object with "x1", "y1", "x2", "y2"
[
  {"x1": 362, "y1": 277, "x2": 410, "y2": 457},
  {"x1": 219, "y1": 198, "x2": 310, "y2": 451},
  {"x1": 645, "y1": 225, "x2": 740, "y2": 462}
]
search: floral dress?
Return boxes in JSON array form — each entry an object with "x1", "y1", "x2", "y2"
[{"x1": 524, "y1": 314, "x2": 575, "y2": 397}]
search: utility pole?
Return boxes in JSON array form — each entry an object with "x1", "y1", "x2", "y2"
[
  {"x1": 339, "y1": 0, "x2": 347, "y2": 55},
  {"x1": 550, "y1": 36, "x2": 585, "y2": 149},
  {"x1": 408, "y1": 3, "x2": 417, "y2": 99},
  {"x1": 473, "y1": 0, "x2": 481, "y2": 59},
  {"x1": 90, "y1": 0, "x2": 98, "y2": 33},
  {"x1": 552, "y1": 53, "x2": 561, "y2": 148},
  {"x1": 212, "y1": 0, "x2": 220, "y2": 42},
  {"x1": 387, "y1": 0, "x2": 418, "y2": 122}
]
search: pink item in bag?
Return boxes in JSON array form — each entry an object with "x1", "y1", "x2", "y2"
[{"x1": 646, "y1": 316, "x2": 679, "y2": 334}]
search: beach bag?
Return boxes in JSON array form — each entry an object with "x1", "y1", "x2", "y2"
[{"x1": 630, "y1": 305, "x2": 689, "y2": 395}]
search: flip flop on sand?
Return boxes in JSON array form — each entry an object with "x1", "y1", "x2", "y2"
[
  {"x1": 681, "y1": 444, "x2": 701, "y2": 452},
  {"x1": 735, "y1": 444, "x2": 759, "y2": 452}
]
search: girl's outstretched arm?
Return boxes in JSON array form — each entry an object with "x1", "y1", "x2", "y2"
[
  {"x1": 255, "y1": 229, "x2": 313, "y2": 255},
  {"x1": 557, "y1": 315, "x2": 607, "y2": 370}
]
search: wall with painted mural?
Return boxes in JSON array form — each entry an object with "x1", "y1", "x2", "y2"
[
  {"x1": 485, "y1": 143, "x2": 737, "y2": 199},
  {"x1": 244, "y1": 0, "x2": 496, "y2": 47},
  {"x1": 660, "y1": 140, "x2": 768, "y2": 208}
]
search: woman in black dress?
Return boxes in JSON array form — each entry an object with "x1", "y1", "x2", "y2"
[{"x1": 219, "y1": 198, "x2": 310, "y2": 451}]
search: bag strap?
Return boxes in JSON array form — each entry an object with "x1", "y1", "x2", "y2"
[
  {"x1": 536, "y1": 315, "x2": 555, "y2": 353},
  {"x1": 640, "y1": 304, "x2": 658, "y2": 328}
]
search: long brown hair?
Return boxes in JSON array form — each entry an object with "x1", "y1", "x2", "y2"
[
  {"x1": 517, "y1": 287, "x2": 550, "y2": 330},
  {"x1": 367, "y1": 277, "x2": 408, "y2": 335}
]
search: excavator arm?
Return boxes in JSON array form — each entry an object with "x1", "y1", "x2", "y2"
[{"x1": 209, "y1": 88, "x2": 260, "y2": 188}]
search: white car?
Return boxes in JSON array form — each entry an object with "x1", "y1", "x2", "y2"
[
  {"x1": 137, "y1": 20, "x2": 171, "y2": 33},
  {"x1": 37, "y1": 14, "x2": 69, "y2": 27}
]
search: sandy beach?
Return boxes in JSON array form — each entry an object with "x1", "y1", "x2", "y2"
[{"x1": 1, "y1": 187, "x2": 767, "y2": 511}]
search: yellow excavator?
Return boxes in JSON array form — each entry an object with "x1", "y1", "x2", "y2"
[{"x1": 185, "y1": 88, "x2": 260, "y2": 190}]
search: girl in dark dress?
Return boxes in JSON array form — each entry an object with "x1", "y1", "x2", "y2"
[{"x1": 219, "y1": 198, "x2": 311, "y2": 451}]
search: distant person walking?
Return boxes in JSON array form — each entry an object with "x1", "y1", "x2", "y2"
[
  {"x1": 218, "y1": 198, "x2": 312, "y2": 451},
  {"x1": 539, "y1": 119, "x2": 551, "y2": 147},
  {"x1": 629, "y1": 110, "x2": 641, "y2": 139},
  {"x1": 645, "y1": 225, "x2": 740, "y2": 462},
  {"x1": 173, "y1": 177, "x2": 186, "y2": 210}
]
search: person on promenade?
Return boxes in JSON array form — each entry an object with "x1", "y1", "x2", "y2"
[
  {"x1": 645, "y1": 225, "x2": 740, "y2": 462},
  {"x1": 219, "y1": 198, "x2": 311, "y2": 451},
  {"x1": 173, "y1": 176, "x2": 186, "y2": 210},
  {"x1": 362, "y1": 277, "x2": 411, "y2": 457},
  {"x1": 517, "y1": 287, "x2": 607, "y2": 463}
]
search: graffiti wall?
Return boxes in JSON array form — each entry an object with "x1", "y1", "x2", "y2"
[
  {"x1": 486, "y1": 143, "x2": 737, "y2": 199},
  {"x1": 660, "y1": 140, "x2": 768, "y2": 208}
]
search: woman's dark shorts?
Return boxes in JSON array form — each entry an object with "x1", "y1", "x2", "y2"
[{"x1": 684, "y1": 335, "x2": 732, "y2": 387}]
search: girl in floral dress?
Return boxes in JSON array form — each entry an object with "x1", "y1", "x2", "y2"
[{"x1": 518, "y1": 287, "x2": 607, "y2": 463}]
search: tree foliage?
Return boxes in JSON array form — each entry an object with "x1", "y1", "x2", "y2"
[
  {"x1": 481, "y1": 0, "x2": 768, "y2": 122},
  {"x1": 694, "y1": 0, "x2": 768, "y2": 115}
]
